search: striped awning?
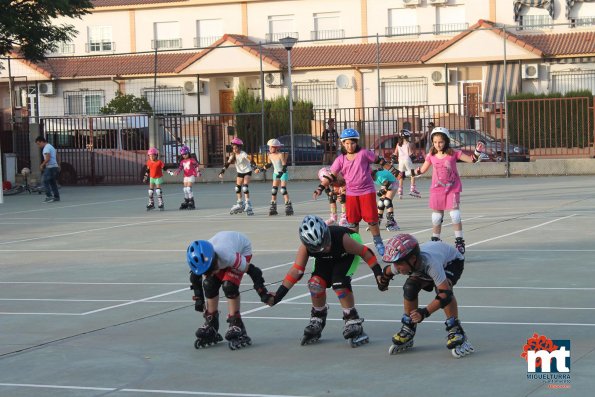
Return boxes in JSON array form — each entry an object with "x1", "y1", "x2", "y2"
[
  {"x1": 514, "y1": 0, "x2": 554, "y2": 22},
  {"x1": 483, "y1": 63, "x2": 521, "y2": 103},
  {"x1": 566, "y1": 0, "x2": 595, "y2": 19}
]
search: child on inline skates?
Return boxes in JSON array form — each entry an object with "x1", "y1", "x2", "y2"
[
  {"x1": 218, "y1": 137, "x2": 258, "y2": 216},
  {"x1": 401, "y1": 127, "x2": 485, "y2": 254},
  {"x1": 255, "y1": 138, "x2": 293, "y2": 216},
  {"x1": 168, "y1": 146, "x2": 201, "y2": 210},
  {"x1": 268, "y1": 215, "x2": 388, "y2": 347},
  {"x1": 393, "y1": 129, "x2": 421, "y2": 199},
  {"x1": 371, "y1": 167, "x2": 399, "y2": 231},
  {"x1": 313, "y1": 128, "x2": 388, "y2": 255},
  {"x1": 186, "y1": 231, "x2": 272, "y2": 350},
  {"x1": 379, "y1": 233, "x2": 474, "y2": 358},
  {"x1": 317, "y1": 166, "x2": 347, "y2": 226},
  {"x1": 143, "y1": 147, "x2": 165, "y2": 211}
]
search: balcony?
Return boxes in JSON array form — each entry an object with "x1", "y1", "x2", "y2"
[
  {"x1": 194, "y1": 36, "x2": 220, "y2": 48},
  {"x1": 265, "y1": 32, "x2": 299, "y2": 43},
  {"x1": 571, "y1": 16, "x2": 595, "y2": 28},
  {"x1": 310, "y1": 29, "x2": 345, "y2": 41},
  {"x1": 151, "y1": 38, "x2": 183, "y2": 50},
  {"x1": 85, "y1": 41, "x2": 115, "y2": 53},
  {"x1": 51, "y1": 43, "x2": 75, "y2": 55},
  {"x1": 385, "y1": 25, "x2": 420, "y2": 37},
  {"x1": 433, "y1": 23, "x2": 469, "y2": 35},
  {"x1": 517, "y1": 15, "x2": 553, "y2": 30}
]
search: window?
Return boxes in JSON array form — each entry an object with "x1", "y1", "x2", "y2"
[
  {"x1": 266, "y1": 15, "x2": 297, "y2": 43},
  {"x1": 64, "y1": 90, "x2": 105, "y2": 115},
  {"x1": 293, "y1": 82, "x2": 338, "y2": 109},
  {"x1": 195, "y1": 19, "x2": 223, "y2": 48},
  {"x1": 380, "y1": 77, "x2": 428, "y2": 107},
  {"x1": 387, "y1": 8, "x2": 419, "y2": 37},
  {"x1": 51, "y1": 41, "x2": 75, "y2": 55},
  {"x1": 87, "y1": 26, "x2": 113, "y2": 52},
  {"x1": 153, "y1": 22, "x2": 182, "y2": 49},
  {"x1": 312, "y1": 12, "x2": 344, "y2": 40},
  {"x1": 551, "y1": 70, "x2": 595, "y2": 95},
  {"x1": 434, "y1": 5, "x2": 468, "y2": 35},
  {"x1": 142, "y1": 87, "x2": 183, "y2": 115},
  {"x1": 569, "y1": 1, "x2": 595, "y2": 28}
]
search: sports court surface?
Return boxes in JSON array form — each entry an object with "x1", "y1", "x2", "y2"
[{"x1": 1, "y1": 175, "x2": 594, "y2": 397}]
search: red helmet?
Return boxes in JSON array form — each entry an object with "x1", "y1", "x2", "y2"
[{"x1": 382, "y1": 234, "x2": 420, "y2": 264}]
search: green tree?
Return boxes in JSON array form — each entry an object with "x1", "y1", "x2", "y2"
[
  {"x1": 100, "y1": 91, "x2": 153, "y2": 115},
  {"x1": 0, "y1": 0, "x2": 93, "y2": 62}
]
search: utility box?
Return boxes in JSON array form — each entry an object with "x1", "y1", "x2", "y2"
[{"x1": 3, "y1": 153, "x2": 17, "y2": 185}]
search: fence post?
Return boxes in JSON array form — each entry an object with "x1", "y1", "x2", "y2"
[{"x1": 29, "y1": 123, "x2": 43, "y2": 184}]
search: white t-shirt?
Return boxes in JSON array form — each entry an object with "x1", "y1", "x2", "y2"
[
  {"x1": 229, "y1": 151, "x2": 253, "y2": 174},
  {"x1": 407, "y1": 241, "x2": 464, "y2": 286},
  {"x1": 208, "y1": 231, "x2": 252, "y2": 272},
  {"x1": 42, "y1": 143, "x2": 59, "y2": 168}
]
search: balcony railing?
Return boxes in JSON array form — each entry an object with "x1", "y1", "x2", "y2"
[
  {"x1": 517, "y1": 15, "x2": 553, "y2": 30},
  {"x1": 385, "y1": 25, "x2": 420, "y2": 37},
  {"x1": 310, "y1": 29, "x2": 345, "y2": 41},
  {"x1": 51, "y1": 43, "x2": 75, "y2": 55},
  {"x1": 571, "y1": 16, "x2": 595, "y2": 28},
  {"x1": 194, "y1": 36, "x2": 220, "y2": 48},
  {"x1": 433, "y1": 23, "x2": 469, "y2": 35},
  {"x1": 151, "y1": 38, "x2": 183, "y2": 49},
  {"x1": 85, "y1": 41, "x2": 115, "y2": 53},
  {"x1": 265, "y1": 32, "x2": 299, "y2": 43}
]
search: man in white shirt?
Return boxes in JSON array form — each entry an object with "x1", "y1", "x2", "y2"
[{"x1": 35, "y1": 136, "x2": 61, "y2": 202}]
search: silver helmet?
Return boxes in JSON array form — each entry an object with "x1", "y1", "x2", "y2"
[{"x1": 299, "y1": 215, "x2": 331, "y2": 253}]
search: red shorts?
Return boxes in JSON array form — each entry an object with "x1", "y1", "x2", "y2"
[
  {"x1": 345, "y1": 192, "x2": 379, "y2": 224},
  {"x1": 214, "y1": 255, "x2": 252, "y2": 286}
]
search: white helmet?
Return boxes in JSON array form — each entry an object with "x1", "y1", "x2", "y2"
[
  {"x1": 267, "y1": 138, "x2": 283, "y2": 147},
  {"x1": 430, "y1": 127, "x2": 450, "y2": 141},
  {"x1": 299, "y1": 215, "x2": 331, "y2": 253}
]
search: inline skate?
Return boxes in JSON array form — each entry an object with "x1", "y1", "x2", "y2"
[
  {"x1": 301, "y1": 306, "x2": 327, "y2": 345},
  {"x1": 244, "y1": 200, "x2": 254, "y2": 216},
  {"x1": 385, "y1": 212, "x2": 399, "y2": 231},
  {"x1": 455, "y1": 237, "x2": 466, "y2": 255},
  {"x1": 446, "y1": 316, "x2": 474, "y2": 358},
  {"x1": 325, "y1": 213, "x2": 338, "y2": 226},
  {"x1": 269, "y1": 201, "x2": 278, "y2": 216},
  {"x1": 343, "y1": 308, "x2": 369, "y2": 348},
  {"x1": 194, "y1": 311, "x2": 223, "y2": 349},
  {"x1": 285, "y1": 201, "x2": 294, "y2": 216},
  {"x1": 230, "y1": 200, "x2": 244, "y2": 215},
  {"x1": 409, "y1": 185, "x2": 421, "y2": 199},
  {"x1": 225, "y1": 313, "x2": 252, "y2": 350},
  {"x1": 388, "y1": 314, "x2": 416, "y2": 354}
]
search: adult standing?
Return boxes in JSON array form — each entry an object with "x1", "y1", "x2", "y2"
[
  {"x1": 321, "y1": 118, "x2": 338, "y2": 165},
  {"x1": 35, "y1": 136, "x2": 60, "y2": 202}
]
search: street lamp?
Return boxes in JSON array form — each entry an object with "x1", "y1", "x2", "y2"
[{"x1": 279, "y1": 36, "x2": 298, "y2": 167}]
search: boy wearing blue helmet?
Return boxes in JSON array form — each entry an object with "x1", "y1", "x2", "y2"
[{"x1": 187, "y1": 231, "x2": 271, "y2": 350}]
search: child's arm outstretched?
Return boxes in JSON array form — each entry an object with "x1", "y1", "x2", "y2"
[
  {"x1": 269, "y1": 245, "x2": 309, "y2": 306},
  {"x1": 218, "y1": 153, "x2": 235, "y2": 178},
  {"x1": 459, "y1": 140, "x2": 486, "y2": 163}
]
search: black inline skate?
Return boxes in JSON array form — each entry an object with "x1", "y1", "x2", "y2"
[
  {"x1": 187, "y1": 197, "x2": 195, "y2": 210},
  {"x1": 388, "y1": 314, "x2": 416, "y2": 355},
  {"x1": 342, "y1": 308, "x2": 369, "y2": 348},
  {"x1": 455, "y1": 237, "x2": 466, "y2": 255},
  {"x1": 269, "y1": 201, "x2": 278, "y2": 216},
  {"x1": 225, "y1": 313, "x2": 252, "y2": 350},
  {"x1": 194, "y1": 311, "x2": 223, "y2": 349},
  {"x1": 446, "y1": 316, "x2": 474, "y2": 358},
  {"x1": 301, "y1": 306, "x2": 327, "y2": 345},
  {"x1": 179, "y1": 198, "x2": 189, "y2": 210},
  {"x1": 285, "y1": 201, "x2": 294, "y2": 216},
  {"x1": 146, "y1": 200, "x2": 155, "y2": 211}
]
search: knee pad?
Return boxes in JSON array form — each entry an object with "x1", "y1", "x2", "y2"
[
  {"x1": 339, "y1": 194, "x2": 346, "y2": 204},
  {"x1": 432, "y1": 212, "x2": 444, "y2": 226},
  {"x1": 271, "y1": 186, "x2": 278, "y2": 197},
  {"x1": 222, "y1": 280, "x2": 240, "y2": 299},
  {"x1": 280, "y1": 186, "x2": 287, "y2": 196},
  {"x1": 331, "y1": 277, "x2": 353, "y2": 293},
  {"x1": 449, "y1": 209, "x2": 461, "y2": 225},
  {"x1": 203, "y1": 275, "x2": 221, "y2": 299},
  {"x1": 403, "y1": 278, "x2": 423, "y2": 302},
  {"x1": 155, "y1": 188, "x2": 162, "y2": 197},
  {"x1": 148, "y1": 189, "x2": 154, "y2": 197},
  {"x1": 242, "y1": 184, "x2": 249, "y2": 194},
  {"x1": 328, "y1": 193, "x2": 337, "y2": 203},
  {"x1": 383, "y1": 198, "x2": 393, "y2": 210},
  {"x1": 376, "y1": 199, "x2": 385, "y2": 211},
  {"x1": 307, "y1": 275, "x2": 327, "y2": 298},
  {"x1": 234, "y1": 184, "x2": 241, "y2": 194}
]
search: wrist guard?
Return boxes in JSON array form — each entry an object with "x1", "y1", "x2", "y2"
[
  {"x1": 274, "y1": 285, "x2": 289, "y2": 305},
  {"x1": 315, "y1": 184, "x2": 325, "y2": 195},
  {"x1": 416, "y1": 307, "x2": 430, "y2": 321}
]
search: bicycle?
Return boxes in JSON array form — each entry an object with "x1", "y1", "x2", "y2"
[{"x1": 2, "y1": 168, "x2": 48, "y2": 196}]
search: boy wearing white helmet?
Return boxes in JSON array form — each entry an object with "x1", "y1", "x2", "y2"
[{"x1": 255, "y1": 138, "x2": 293, "y2": 216}]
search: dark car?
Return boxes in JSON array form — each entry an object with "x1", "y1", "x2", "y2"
[
  {"x1": 449, "y1": 129, "x2": 529, "y2": 162},
  {"x1": 258, "y1": 134, "x2": 324, "y2": 165},
  {"x1": 371, "y1": 134, "x2": 426, "y2": 163}
]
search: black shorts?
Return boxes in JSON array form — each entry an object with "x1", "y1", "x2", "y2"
[
  {"x1": 312, "y1": 257, "x2": 354, "y2": 287},
  {"x1": 236, "y1": 171, "x2": 252, "y2": 178},
  {"x1": 413, "y1": 258, "x2": 465, "y2": 291}
]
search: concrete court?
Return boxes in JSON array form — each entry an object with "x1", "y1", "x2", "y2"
[{"x1": 0, "y1": 175, "x2": 594, "y2": 397}]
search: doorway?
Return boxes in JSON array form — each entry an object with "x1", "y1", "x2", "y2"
[{"x1": 462, "y1": 82, "x2": 482, "y2": 129}]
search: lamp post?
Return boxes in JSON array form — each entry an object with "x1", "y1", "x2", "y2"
[{"x1": 279, "y1": 36, "x2": 298, "y2": 167}]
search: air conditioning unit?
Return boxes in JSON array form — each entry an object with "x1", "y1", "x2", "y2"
[
  {"x1": 183, "y1": 80, "x2": 206, "y2": 95},
  {"x1": 264, "y1": 72, "x2": 284, "y2": 86},
  {"x1": 335, "y1": 74, "x2": 352, "y2": 89},
  {"x1": 522, "y1": 64, "x2": 539, "y2": 79},
  {"x1": 39, "y1": 82, "x2": 55, "y2": 96},
  {"x1": 429, "y1": 0, "x2": 448, "y2": 5},
  {"x1": 431, "y1": 70, "x2": 448, "y2": 85},
  {"x1": 402, "y1": 0, "x2": 421, "y2": 6}
]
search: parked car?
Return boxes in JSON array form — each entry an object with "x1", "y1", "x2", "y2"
[
  {"x1": 258, "y1": 134, "x2": 324, "y2": 165},
  {"x1": 371, "y1": 133, "x2": 426, "y2": 163},
  {"x1": 449, "y1": 129, "x2": 529, "y2": 162}
]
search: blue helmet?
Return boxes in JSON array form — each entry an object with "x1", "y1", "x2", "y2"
[
  {"x1": 186, "y1": 240, "x2": 215, "y2": 275},
  {"x1": 340, "y1": 128, "x2": 360, "y2": 142}
]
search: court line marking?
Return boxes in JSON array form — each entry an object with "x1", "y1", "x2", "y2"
[
  {"x1": 80, "y1": 288, "x2": 188, "y2": 315},
  {"x1": 0, "y1": 383, "x2": 311, "y2": 397}
]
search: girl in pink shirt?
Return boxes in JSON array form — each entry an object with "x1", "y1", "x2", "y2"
[
  {"x1": 404, "y1": 127, "x2": 485, "y2": 254},
  {"x1": 168, "y1": 146, "x2": 201, "y2": 210},
  {"x1": 313, "y1": 128, "x2": 387, "y2": 256}
]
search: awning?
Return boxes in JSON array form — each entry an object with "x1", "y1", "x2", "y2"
[
  {"x1": 514, "y1": 0, "x2": 555, "y2": 22},
  {"x1": 483, "y1": 63, "x2": 521, "y2": 104},
  {"x1": 566, "y1": 0, "x2": 595, "y2": 19}
]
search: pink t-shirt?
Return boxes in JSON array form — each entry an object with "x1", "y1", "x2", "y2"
[
  {"x1": 331, "y1": 149, "x2": 377, "y2": 196},
  {"x1": 426, "y1": 150, "x2": 463, "y2": 193},
  {"x1": 178, "y1": 158, "x2": 200, "y2": 177}
]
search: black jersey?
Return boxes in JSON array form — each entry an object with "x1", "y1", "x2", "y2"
[{"x1": 309, "y1": 226, "x2": 356, "y2": 265}]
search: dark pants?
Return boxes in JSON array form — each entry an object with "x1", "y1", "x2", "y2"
[{"x1": 42, "y1": 167, "x2": 60, "y2": 199}]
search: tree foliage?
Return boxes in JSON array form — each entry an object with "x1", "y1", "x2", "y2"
[
  {"x1": 100, "y1": 91, "x2": 153, "y2": 115},
  {"x1": 0, "y1": 0, "x2": 93, "y2": 62}
]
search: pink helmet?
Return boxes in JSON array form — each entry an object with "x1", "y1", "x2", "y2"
[
  {"x1": 180, "y1": 146, "x2": 190, "y2": 155},
  {"x1": 231, "y1": 137, "x2": 243, "y2": 146},
  {"x1": 147, "y1": 147, "x2": 158, "y2": 156},
  {"x1": 382, "y1": 233, "x2": 420, "y2": 264},
  {"x1": 317, "y1": 166, "x2": 332, "y2": 183}
]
